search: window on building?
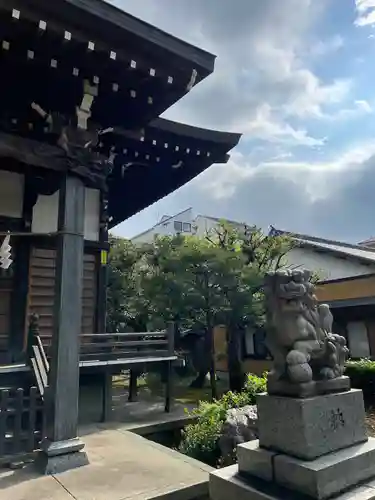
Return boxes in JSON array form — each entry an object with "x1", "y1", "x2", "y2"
[
  {"x1": 243, "y1": 327, "x2": 271, "y2": 360},
  {"x1": 174, "y1": 221, "x2": 182, "y2": 232},
  {"x1": 183, "y1": 223, "x2": 191, "y2": 233},
  {"x1": 347, "y1": 322, "x2": 370, "y2": 358}
]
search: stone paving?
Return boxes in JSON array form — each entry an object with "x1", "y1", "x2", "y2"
[
  {"x1": 0, "y1": 425, "x2": 212, "y2": 500},
  {"x1": 0, "y1": 398, "x2": 208, "y2": 500}
]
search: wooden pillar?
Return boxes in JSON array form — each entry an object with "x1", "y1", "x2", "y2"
[
  {"x1": 165, "y1": 322, "x2": 175, "y2": 413},
  {"x1": 97, "y1": 190, "x2": 109, "y2": 333},
  {"x1": 40, "y1": 174, "x2": 89, "y2": 474},
  {"x1": 128, "y1": 369, "x2": 138, "y2": 402},
  {"x1": 97, "y1": 191, "x2": 112, "y2": 422},
  {"x1": 101, "y1": 371, "x2": 113, "y2": 422}
]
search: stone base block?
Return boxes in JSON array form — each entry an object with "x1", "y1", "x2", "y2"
[
  {"x1": 238, "y1": 439, "x2": 375, "y2": 500},
  {"x1": 274, "y1": 438, "x2": 375, "y2": 499},
  {"x1": 257, "y1": 389, "x2": 367, "y2": 460},
  {"x1": 210, "y1": 465, "x2": 375, "y2": 500},
  {"x1": 267, "y1": 376, "x2": 350, "y2": 398},
  {"x1": 38, "y1": 450, "x2": 89, "y2": 475},
  {"x1": 237, "y1": 440, "x2": 276, "y2": 482},
  {"x1": 38, "y1": 437, "x2": 89, "y2": 475}
]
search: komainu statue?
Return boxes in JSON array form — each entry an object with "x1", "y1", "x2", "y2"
[{"x1": 264, "y1": 269, "x2": 350, "y2": 397}]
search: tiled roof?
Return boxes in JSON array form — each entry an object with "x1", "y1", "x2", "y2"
[{"x1": 270, "y1": 227, "x2": 375, "y2": 265}]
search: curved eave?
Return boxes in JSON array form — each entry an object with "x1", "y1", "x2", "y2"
[
  {"x1": 149, "y1": 118, "x2": 242, "y2": 149},
  {"x1": 108, "y1": 156, "x2": 221, "y2": 228},
  {"x1": 13, "y1": 0, "x2": 215, "y2": 77},
  {"x1": 107, "y1": 123, "x2": 242, "y2": 227},
  {"x1": 0, "y1": 1, "x2": 216, "y2": 129}
]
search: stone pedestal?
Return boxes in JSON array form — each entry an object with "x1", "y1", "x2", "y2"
[
  {"x1": 257, "y1": 388, "x2": 367, "y2": 460},
  {"x1": 209, "y1": 389, "x2": 375, "y2": 500},
  {"x1": 267, "y1": 375, "x2": 351, "y2": 399}
]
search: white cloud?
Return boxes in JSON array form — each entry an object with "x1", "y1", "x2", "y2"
[
  {"x1": 109, "y1": 0, "x2": 375, "y2": 242},
  {"x1": 198, "y1": 152, "x2": 252, "y2": 200},
  {"x1": 355, "y1": 99, "x2": 372, "y2": 112},
  {"x1": 317, "y1": 98, "x2": 373, "y2": 121},
  {"x1": 243, "y1": 104, "x2": 325, "y2": 146},
  {"x1": 355, "y1": 0, "x2": 375, "y2": 26},
  {"x1": 284, "y1": 75, "x2": 351, "y2": 119},
  {"x1": 197, "y1": 140, "x2": 375, "y2": 203},
  {"x1": 109, "y1": 0, "x2": 351, "y2": 142},
  {"x1": 309, "y1": 35, "x2": 344, "y2": 57}
]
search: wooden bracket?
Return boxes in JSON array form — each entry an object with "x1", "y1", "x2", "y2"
[{"x1": 76, "y1": 80, "x2": 98, "y2": 130}]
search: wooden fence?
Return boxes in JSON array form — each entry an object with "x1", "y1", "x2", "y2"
[{"x1": 0, "y1": 386, "x2": 44, "y2": 464}]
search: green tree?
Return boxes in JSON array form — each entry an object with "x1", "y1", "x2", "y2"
[
  {"x1": 137, "y1": 236, "x2": 228, "y2": 398},
  {"x1": 106, "y1": 225, "x2": 293, "y2": 395},
  {"x1": 205, "y1": 223, "x2": 294, "y2": 391},
  {"x1": 107, "y1": 237, "x2": 152, "y2": 332}
]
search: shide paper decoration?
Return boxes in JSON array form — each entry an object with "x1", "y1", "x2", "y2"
[{"x1": 0, "y1": 234, "x2": 12, "y2": 270}]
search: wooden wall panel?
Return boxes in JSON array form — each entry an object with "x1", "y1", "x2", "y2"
[
  {"x1": 0, "y1": 269, "x2": 13, "y2": 352},
  {"x1": 316, "y1": 275, "x2": 375, "y2": 303},
  {"x1": 82, "y1": 253, "x2": 97, "y2": 336},
  {"x1": 27, "y1": 247, "x2": 98, "y2": 347}
]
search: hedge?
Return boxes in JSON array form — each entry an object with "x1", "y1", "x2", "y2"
[{"x1": 345, "y1": 359, "x2": 375, "y2": 403}]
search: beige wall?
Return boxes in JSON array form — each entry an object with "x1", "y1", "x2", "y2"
[
  {"x1": 32, "y1": 188, "x2": 100, "y2": 240},
  {"x1": 316, "y1": 275, "x2": 375, "y2": 302},
  {"x1": 0, "y1": 170, "x2": 24, "y2": 218}
]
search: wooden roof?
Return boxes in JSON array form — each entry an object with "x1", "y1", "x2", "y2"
[
  {"x1": 0, "y1": 1, "x2": 242, "y2": 224},
  {"x1": 106, "y1": 118, "x2": 241, "y2": 226},
  {"x1": 0, "y1": 0, "x2": 215, "y2": 129}
]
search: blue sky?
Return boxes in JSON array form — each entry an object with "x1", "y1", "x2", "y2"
[{"x1": 109, "y1": 0, "x2": 375, "y2": 243}]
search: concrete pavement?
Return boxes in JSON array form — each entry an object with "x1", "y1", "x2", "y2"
[{"x1": 0, "y1": 425, "x2": 211, "y2": 500}]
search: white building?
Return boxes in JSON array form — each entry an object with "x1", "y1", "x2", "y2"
[
  {"x1": 271, "y1": 228, "x2": 375, "y2": 281},
  {"x1": 131, "y1": 208, "x2": 245, "y2": 244}
]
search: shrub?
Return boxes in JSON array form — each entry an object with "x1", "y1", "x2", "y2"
[
  {"x1": 345, "y1": 359, "x2": 375, "y2": 404},
  {"x1": 178, "y1": 373, "x2": 266, "y2": 466}
]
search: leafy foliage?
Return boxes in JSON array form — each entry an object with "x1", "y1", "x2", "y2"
[
  {"x1": 107, "y1": 225, "x2": 292, "y2": 333},
  {"x1": 346, "y1": 359, "x2": 375, "y2": 404},
  {"x1": 106, "y1": 225, "x2": 292, "y2": 392},
  {"x1": 178, "y1": 373, "x2": 267, "y2": 466}
]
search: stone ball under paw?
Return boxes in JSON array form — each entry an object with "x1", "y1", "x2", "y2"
[
  {"x1": 288, "y1": 362, "x2": 313, "y2": 384},
  {"x1": 286, "y1": 350, "x2": 308, "y2": 366}
]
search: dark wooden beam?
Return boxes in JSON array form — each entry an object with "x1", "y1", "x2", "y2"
[
  {"x1": 0, "y1": 132, "x2": 107, "y2": 190},
  {"x1": 40, "y1": 174, "x2": 89, "y2": 474},
  {"x1": 96, "y1": 190, "x2": 108, "y2": 333}
]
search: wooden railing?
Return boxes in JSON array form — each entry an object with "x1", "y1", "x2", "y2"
[
  {"x1": 79, "y1": 324, "x2": 175, "y2": 365},
  {"x1": 26, "y1": 317, "x2": 177, "y2": 418},
  {"x1": 0, "y1": 386, "x2": 44, "y2": 464},
  {"x1": 76, "y1": 325, "x2": 176, "y2": 414}
]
